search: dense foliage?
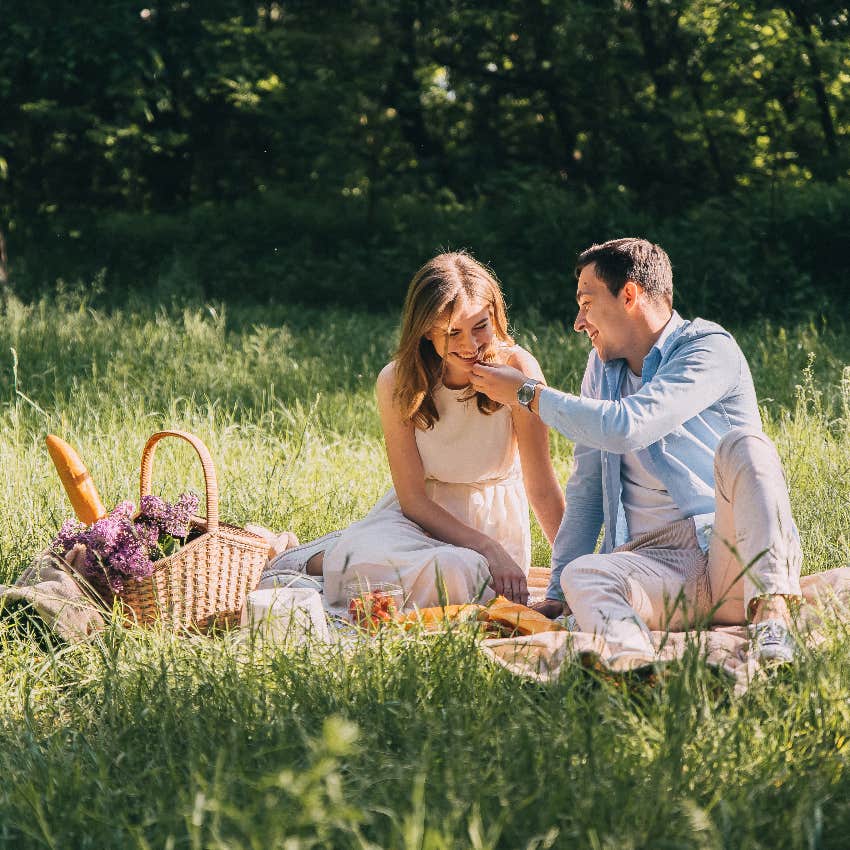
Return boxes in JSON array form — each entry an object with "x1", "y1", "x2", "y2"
[{"x1": 1, "y1": 1, "x2": 848, "y2": 313}]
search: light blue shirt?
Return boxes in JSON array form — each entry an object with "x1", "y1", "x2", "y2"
[{"x1": 538, "y1": 312, "x2": 762, "y2": 602}]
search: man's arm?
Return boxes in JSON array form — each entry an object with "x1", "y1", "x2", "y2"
[
  {"x1": 471, "y1": 334, "x2": 740, "y2": 453},
  {"x1": 470, "y1": 353, "x2": 609, "y2": 607},
  {"x1": 538, "y1": 335, "x2": 739, "y2": 451}
]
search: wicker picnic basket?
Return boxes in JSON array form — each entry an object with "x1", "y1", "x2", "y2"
[{"x1": 119, "y1": 430, "x2": 268, "y2": 631}]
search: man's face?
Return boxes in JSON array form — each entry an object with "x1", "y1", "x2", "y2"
[{"x1": 573, "y1": 263, "x2": 632, "y2": 362}]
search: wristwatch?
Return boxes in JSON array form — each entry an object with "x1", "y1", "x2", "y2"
[{"x1": 516, "y1": 378, "x2": 541, "y2": 410}]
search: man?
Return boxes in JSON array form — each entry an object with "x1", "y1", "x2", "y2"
[{"x1": 470, "y1": 238, "x2": 802, "y2": 666}]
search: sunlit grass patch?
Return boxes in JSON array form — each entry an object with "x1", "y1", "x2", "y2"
[{"x1": 1, "y1": 298, "x2": 849, "y2": 848}]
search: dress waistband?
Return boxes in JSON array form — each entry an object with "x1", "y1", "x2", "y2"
[{"x1": 425, "y1": 470, "x2": 523, "y2": 491}]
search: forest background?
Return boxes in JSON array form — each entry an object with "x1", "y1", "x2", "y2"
[
  {"x1": 2, "y1": 5, "x2": 850, "y2": 846},
  {"x1": 1, "y1": 0, "x2": 848, "y2": 318}
]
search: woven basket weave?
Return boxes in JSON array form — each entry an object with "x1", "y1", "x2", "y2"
[{"x1": 119, "y1": 430, "x2": 267, "y2": 631}]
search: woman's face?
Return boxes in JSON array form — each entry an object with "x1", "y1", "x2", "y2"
[{"x1": 425, "y1": 298, "x2": 495, "y2": 383}]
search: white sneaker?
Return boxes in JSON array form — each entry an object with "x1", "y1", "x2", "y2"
[
  {"x1": 750, "y1": 618, "x2": 796, "y2": 664},
  {"x1": 554, "y1": 614, "x2": 579, "y2": 631}
]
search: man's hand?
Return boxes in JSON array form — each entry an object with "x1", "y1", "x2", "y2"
[
  {"x1": 530, "y1": 599, "x2": 564, "y2": 619},
  {"x1": 469, "y1": 362, "x2": 528, "y2": 406}
]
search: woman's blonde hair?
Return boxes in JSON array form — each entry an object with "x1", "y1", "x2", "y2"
[{"x1": 394, "y1": 251, "x2": 514, "y2": 430}]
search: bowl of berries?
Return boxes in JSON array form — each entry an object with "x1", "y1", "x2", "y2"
[{"x1": 345, "y1": 581, "x2": 404, "y2": 629}]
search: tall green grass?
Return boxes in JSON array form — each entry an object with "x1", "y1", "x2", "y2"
[{"x1": 1, "y1": 294, "x2": 849, "y2": 848}]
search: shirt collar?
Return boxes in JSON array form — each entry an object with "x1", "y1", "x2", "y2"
[
  {"x1": 603, "y1": 310, "x2": 685, "y2": 391},
  {"x1": 641, "y1": 310, "x2": 684, "y2": 380},
  {"x1": 652, "y1": 310, "x2": 685, "y2": 357}
]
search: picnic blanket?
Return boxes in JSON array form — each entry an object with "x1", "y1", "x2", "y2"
[
  {"x1": 4, "y1": 553, "x2": 849, "y2": 694},
  {"x1": 0, "y1": 550, "x2": 105, "y2": 641},
  {"x1": 483, "y1": 566, "x2": 850, "y2": 694}
]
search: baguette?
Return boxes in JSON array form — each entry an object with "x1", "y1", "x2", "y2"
[
  {"x1": 395, "y1": 597, "x2": 565, "y2": 636},
  {"x1": 485, "y1": 596, "x2": 565, "y2": 635},
  {"x1": 45, "y1": 435, "x2": 107, "y2": 525}
]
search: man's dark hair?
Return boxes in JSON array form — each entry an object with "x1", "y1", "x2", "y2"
[{"x1": 575, "y1": 238, "x2": 673, "y2": 306}]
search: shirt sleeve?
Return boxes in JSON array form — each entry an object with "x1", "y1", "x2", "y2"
[
  {"x1": 546, "y1": 441, "x2": 603, "y2": 601},
  {"x1": 545, "y1": 359, "x2": 604, "y2": 601},
  {"x1": 538, "y1": 334, "x2": 739, "y2": 453}
]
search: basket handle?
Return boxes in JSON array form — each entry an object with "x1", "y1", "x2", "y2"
[{"x1": 139, "y1": 431, "x2": 219, "y2": 533}]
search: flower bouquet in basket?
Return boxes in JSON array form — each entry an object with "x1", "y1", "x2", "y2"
[
  {"x1": 51, "y1": 493, "x2": 201, "y2": 602},
  {"x1": 46, "y1": 430, "x2": 268, "y2": 631}
]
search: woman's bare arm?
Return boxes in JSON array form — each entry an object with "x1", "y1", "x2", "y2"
[
  {"x1": 507, "y1": 347, "x2": 565, "y2": 546},
  {"x1": 377, "y1": 362, "x2": 528, "y2": 603}
]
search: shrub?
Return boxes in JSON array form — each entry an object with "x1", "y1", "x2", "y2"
[{"x1": 7, "y1": 178, "x2": 848, "y2": 322}]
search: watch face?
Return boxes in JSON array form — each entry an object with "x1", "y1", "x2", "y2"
[{"x1": 518, "y1": 381, "x2": 535, "y2": 405}]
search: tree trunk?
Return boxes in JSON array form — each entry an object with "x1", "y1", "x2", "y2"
[
  {"x1": 667, "y1": 18, "x2": 734, "y2": 194},
  {"x1": 0, "y1": 225, "x2": 11, "y2": 302},
  {"x1": 687, "y1": 78, "x2": 733, "y2": 192},
  {"x1": 633, "y1": 0, "x2": 676, "y2": 100},
  {"x1": 526, "y1": 0, "x2": 576, "y2": 172},
  {"x1": 630, "y1": 0, "x2": 692, "y2": 190},
  {"x1": 384, "y1": 6, "x2": 441, "y2": 164},
  {"x1": 786, "y1": 3, "x2": 839, "y2": 163}
]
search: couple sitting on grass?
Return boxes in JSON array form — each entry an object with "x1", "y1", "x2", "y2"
[{"x1": 261, "y1": 238, "x2": 801, "y2": 667}]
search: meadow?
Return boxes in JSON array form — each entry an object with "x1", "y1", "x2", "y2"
[{"x1": 1, "y1": 292, "x2": 850, "y2": 849}]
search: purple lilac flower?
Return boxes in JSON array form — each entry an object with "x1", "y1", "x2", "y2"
[
  {"x1": 51, "y1": 518, "x2": 87, "y2": 556},
  {"x1": 134, "y1": 518, "x2": 161, "y2": 550},
  {"x1": 85, "y1": 515, "x2": 123, "y2": 556},
  {"x1": 111, "y1": 500, "x2": 135, "y2": 520},
  {"x1": 163, "y1": 491, "x2": 200, "y2": 537},
  {"x1": 49, "y1": 492, "x2": 199, "y2": 597},
  {"x1": 108, "y1": 527, "x2": 155, "y2": 580},
  {"x1": 138, "y1": 491, "x2": 198, "y2": 538},
  {"x1": 139, "y1": 494, "x2": 167, "y2": 526},
  {"x1": 80, "y1": 550, "x2": 122, "y2": 595},
  {"x1": 56, "y1": 531, "x2": 117, "y2": 594}
]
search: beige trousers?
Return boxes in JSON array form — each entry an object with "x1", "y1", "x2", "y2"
[{"x1": 561, "y1": 428, "x2": 803, "y2": 660}]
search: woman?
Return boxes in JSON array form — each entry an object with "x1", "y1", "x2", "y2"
[{"x1": 260, "y1": 251, "x2": 564, "y2": 608}]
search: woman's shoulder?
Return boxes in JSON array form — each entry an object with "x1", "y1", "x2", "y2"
[
  {"x1": 376, "y1": 361, "x2": 400, "y2": 408},
  {"x1": 377, "y1": 360, "x2": 397, "y2": 387},
  {"x1": 504, "y1": 344, "x2": 543, "y2": 376}
]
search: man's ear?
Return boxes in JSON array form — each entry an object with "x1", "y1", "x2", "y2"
[{"x1": 621, "y1": 280, "x2": 642, "y2": 310}]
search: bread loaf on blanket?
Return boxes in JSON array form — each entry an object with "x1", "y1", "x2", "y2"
[
  {"x1": 396, "y1": 597, "x2": 564, "y2": 635},
  {"x1": 484, "y1": 596, "x2": 565, "y2": 635}
]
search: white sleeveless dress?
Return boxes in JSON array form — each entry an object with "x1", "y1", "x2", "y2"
[{"x1": 322, "y1": 383, "x2": 531, "y2": 609}]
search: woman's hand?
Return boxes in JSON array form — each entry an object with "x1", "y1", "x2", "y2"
[{"x1": 484, "y1": 544, "x2": 529, "y2": 605}]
